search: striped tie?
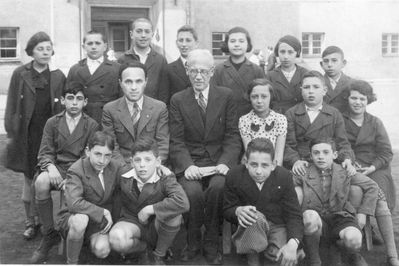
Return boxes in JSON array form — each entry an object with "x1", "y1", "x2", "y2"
[
  {"x1": 198, "y1": 92, "x2": 207, "y2": 113},
  {"x1": 131, "y1": 102, "x2": 140, "y2": 125}
]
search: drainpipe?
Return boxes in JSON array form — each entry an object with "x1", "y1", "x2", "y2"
[
  {"x1": 79, "y1": 0, "x2": 83, "y2": 59},
  {"x1": 162, "y1": 0, "x2": 166, "y2": 56}
]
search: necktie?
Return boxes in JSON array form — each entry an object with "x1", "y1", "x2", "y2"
[
  {"x1": 68, "y1": 117, "x2": 77, "y2": 134},
  {"x1": 198, "y1": 92, "x2": 207, "y2": 113},
  {"x1": 98, "y1": 170, "x2": 105, "y2": 191},
  {"x1": 132, "y1": 102, "x2": 140, "y2": 125}
]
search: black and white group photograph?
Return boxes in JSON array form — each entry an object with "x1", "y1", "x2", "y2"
[{"x1": 0, "y1": 0, "x2": 398, "y2": 265}]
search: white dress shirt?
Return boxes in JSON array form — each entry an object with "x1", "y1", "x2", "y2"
[
  {"x1": 134, "y1": 47, "x2": 151, "y2": 64},
  {"x1": 65, "y1": 113, "x2": 82, "y2": 134},
  {"x1": 125, "y1": 96, "x2": 144, "y2": 121},
  {"x1": 87, "y1": 56, "x2": 104, "y2": 75},
  {"x1": 306, "y1": 104, "x2": 323, "y2": 124}
]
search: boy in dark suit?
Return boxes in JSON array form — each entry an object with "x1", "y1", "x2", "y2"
[
  {"x1": 109, "y1": 138, "x2": 189, "y2": 264},
  {"x1": 169, "y1": 49, "x2": 241, "y2": 264},
  {"x1": 118, "y1": 18, "x2": 169, "y2": 103},
  {"x1": 30, "y1": 83, "x2": 99, "y2": 263},
  {"x1": 224, "y1": 138, "x2": 304, "y2": 266},
  {"x1": 166, "y1": 25, "x2": 198, "y2": 103},
  {"x1": 67, "y1": 30, "x2": 121, "y2": 124},
  {"x1": 293, "y1": 138, "x2": 378, "y2": 266},
  {"x1": 284, "y1": 70, "x2": 356, "y2": 177},
  {"x1": 320, "y1": 46, "x2": 353, "y2": 112}
]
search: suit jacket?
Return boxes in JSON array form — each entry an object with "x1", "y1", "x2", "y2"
[
  {"x1": 213, "y1": 58, "x2": 265, "y2": 117},
  {"x1": 169, "y1": 86, "x2": 241, "y2": 175},
  {"x1": 166, "y1": 58, "x2": 191, "y2": 104},
  {"x1": 60, "y1": 157, "x2": 121, "y2": 224},
  {"x1": 4, "y1": 62, "x2": 65, "y2": 174},
  {"x1": 37, "y1": 111, "x2": 99, "y2": 174},
  {"x1": 223, "y1": 165, "x2": 303, "y2": 241},
  {"x1": 102, "y1": 96, "x2": 169, "y2": 163},
  {"x1": 284, "y1": 102, "x2": 354, "y2": 167},
  {"x1": 293, "y1": 163, "x2": 378, "y2": 216},
  {"x1": 67, "y1": 58, "x2": 122, "y2": 124},
  {"x1": 323, "y1": 73, "x2": 352, "y2": 112},
  {"x1": 118, "y1": 48, "x2": 169, "y2": 103},
  {"x1": 267, "y1": 65, "x2": 308, "y2": 114},
  {"x1": 119, "y1": 169, "x2": 189, "y2": 223}
]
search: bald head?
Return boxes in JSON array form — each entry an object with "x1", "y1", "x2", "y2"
[{"x1": 187, "y1": 49, "x2": 214, "y2": 68}]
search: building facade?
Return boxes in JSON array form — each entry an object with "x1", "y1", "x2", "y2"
[{"x1": 0, "y1": 0, "x2": 398, "y2": 93}]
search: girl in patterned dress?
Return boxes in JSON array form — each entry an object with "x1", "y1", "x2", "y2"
[{"x1": 239, "y1": 79, "x2": 287, "y2": 165}]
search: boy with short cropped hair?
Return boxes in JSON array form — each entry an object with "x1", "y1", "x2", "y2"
[
  {"x1": 224, "y1": 138, "x2": 304, "y2": 266},
  {"x1": 30, "y1": 82, "x2": 99, "y2": 263},
  {"x1": 293, "y1": 138, "x2": 378, "y2": 266},
  {"x1": 284, "y1": 70, "x2": 356, "y2": 176},
  {"x1": 320, "y1": 46, "x2": 353, "y2": 112},
  {"x1": 67, "y1": 30, "x2": 121, "y2": 124},
  {"x1": 109, "y1": 138, "x2": 189, "y2": 265}
]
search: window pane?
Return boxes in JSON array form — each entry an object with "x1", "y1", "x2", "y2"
[
  {"x1": 392, "y1": 41, "x2": 398, "y2": 47},
  {"x1": 382, "y1": 40, "x2": 388, "y2": 47},
  {"x1": 313, "y1": 48, "x2": 321, "y2": 54},
  {"x1": 0, "y1": 39, "x2": 17, "y2": 48},
  {"x1": 382, "y1": 34, "x2": 388, "y2": 41},
  {"x1": 302, "y1": 48, "x2": 309, "y2": 54},
  {"x1": 0, "y1": 29, "x2": 16, "y2": 38},
  {"x1": 212, "y1": 49, "x2": 222, "y2": 56},
  {"x1": 302, "y1": 34, "x2": 309, "y2": 41},
  {"x1": 313, "y1": 35, "x2": 321, "y2": 41},
  {"x1": 392, "y1": 34, "x2": 399, "y2": 41},
  {"x1": 382, "y1": 47, "x2": 387, "y2": 54},
  {"x1": 113, "y1": 41, "x2": 125, "y2": 52},
  {"x1": 392, "y1": 47, "x2": 398, "y2": 53},
  {"x1": 0, "y1": 49, "x2": 16, "y2": 58},
  {"x1": 313, "y1": 41, "x2": 321, "y2": 47},
  {"x1": 113, "y1": 29, "x2": 125, "y2": 40},
  {"x1": 302, "y1": 41, "x2": 309, "y2": 48},
  {"x1": 212, "y1": 33, "x2": 223, "y2": 41}
]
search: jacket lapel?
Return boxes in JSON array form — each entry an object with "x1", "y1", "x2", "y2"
[
  {"x1": 204, "y1": 86, "x2": 223, "y2": 138},
  {"x1": 223, "y1": 59, "x2": 250, "y2": 94},
  {"x1": 76, "y1": 59, "x2": 92, "y2": 82},
  {"x1": 89, "y1": 59, "x2": 112, "y2": 83},
  {"x1": 325, "y1": 73, "x2": 349, "y2": 101},
  {"x1": 293, "y1": 103, "x2": 311, "y2": 131},
  {"x1": 305, "y1": 105, "x2": 333, "y2": 136},
  {"x1": 102, "y1": 163, "x2": 116, "y2": 201},
  {"x1": 174, "y1": 59, "x2": 190, "y2": 85},
  {"x1": 355, "y1": 112, "x2": 371, "y2": 146},
  {"x1": 83, "y1": 158, "x2": 105, "y2": 199},
  {"x1": 66, "y1": 114, "x2": 89, "y2": 147},
  {"x1": 145, "y1": 49, "x2": 156, "y2": 71},
  {"x1": 138, "y1": 182, "x2": 159, "y2": 205},
  {"x1": 329, "y1": 164, "x2": 347, "y2": 204},
  {"x1": 137, "y1": 96, "x2": 152, "y2": 136},
  {"x1": 117, "y1": 98, "x2": 136, "y2": 139},
  {"x1": 304, "y1": 166, "x2": 324, "y2": 203},
  {"x1": 56, "y1": 114, "x2": 70, "y2": 151},
  {"x1": 20, "y1": 64, "x2": 37, "y2": 94},
  {"x1": 182, "y1": 88, "x2": 205, "y2": 134}
]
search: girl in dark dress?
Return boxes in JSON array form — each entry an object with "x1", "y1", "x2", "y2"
[
  {"x1": 4, "y1": 32, "x2": 65, "y2": 240},
  {"x1": 343, "y1": 80, "x2": 399, "y2": 266}
]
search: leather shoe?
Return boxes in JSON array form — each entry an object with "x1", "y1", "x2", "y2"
[
  {"x1": 348, "y1": 252, "x2": 368, "y2": 266},
  {"x1": 30, "y1": 230, "x2": 61, "y2": 263},
  {"x1": 204, "y1": 251, "x2": 223, "y2": 265},
  {"x1": 180, "y1": 246, "x2": 201, "y2": 262},
  {"x1": 23, "y1": 224, "x2": 40, "y2": 240}
]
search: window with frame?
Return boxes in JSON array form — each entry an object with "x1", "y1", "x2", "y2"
[
  {"x1": 302, "y1": 32, "x2": 324, "y2": 57},
  {"x1": 0, "y1": 28, "x2": 19, "y2": 60},
  {"x1": 212, "y1": 32, "x2": 227, "y2": 56},
  {"x1": 382, "y1": 33, "x2": 399, "y2": 56}
]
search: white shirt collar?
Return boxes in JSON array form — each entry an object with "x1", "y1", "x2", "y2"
[
  {"x1": 65, "y1": 112, "x2": 82, "y2": 123},
  {"x1": 194, "y1": 85, "x2": 210, "y2": 101},
  {"x1": 305, "y1": 104, "x2": 323, "y2": 112},
  {"x1": 329, "y1": 72, "x2": 342, "y2": 83},
  {"x1": 87, "y1": 56, "x2": 104, "y2": 64},
  {"x1": 180, "y1": 56, "x2": 187, "y2": 67},
  {"x1": 121, "y1": 168, "x2": 160, "y2": 191},
  {"x1": 125, "y1": 96, "x2": 144, "y2": 112}
]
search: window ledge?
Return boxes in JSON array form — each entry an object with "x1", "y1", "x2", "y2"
[{"x1": 0, "y1": 59, "x2": 22, "y2": 64}]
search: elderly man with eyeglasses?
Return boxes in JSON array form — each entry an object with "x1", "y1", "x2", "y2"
[{"x1": 169, "y1": 49, "x2": 242, "y2": 264}]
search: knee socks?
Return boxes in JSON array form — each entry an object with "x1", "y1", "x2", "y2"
[
  {"x1": 153, "y1": 222, "x2": 180, "y2": 257},
  {"x1": 66, "y1": 235, "x2": 84, "y2": 264},
  {"x1": 36, "y1": 197, "x2": 54, "y2": 235},
  {"x1": 377, "y1": 214, "x2": 398, "y2": 259}
]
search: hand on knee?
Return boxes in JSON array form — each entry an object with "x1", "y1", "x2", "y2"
[
  {"x1": 68, "y1": 214, "x2": 89, "y2": 238},
  {"x1": 303, "y1": 210, "x2": 322, "y2": 235},
  {"x1": 340, "y1": 226, "x2": 362, "y2": 251}
]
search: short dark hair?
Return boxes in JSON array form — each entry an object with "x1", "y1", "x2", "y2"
[
  {"x1": 119, "y1": 62, "x2": 148, "y2": 79},
  {"x1": 132, "y1": 18, "x2": 153, "y2": 31},
  {"x1": 88, "y1": 131, "x2": 115, "y2": 151},
  {"x1": 245, "y1": 138, "x2": 275, "y2": 161},
  {"x1": 346, "y1": 79, "x2": 377, "y2": 105},
  {"x1": 301, "y1": 70, "x2": 326, "y2": 87},
  {"x1": 63, "y1": 81, "x2": 86, "y2": 97},
  {"x1": 322, "y1": 45, "x2": 344, "y2": 59},
  {"x1": 177, "y1": 25, "x2": 198, "y2": 41},
  {"x1": 25, "y1": 31, "x2": 54, "y2": 56},
  {"x1": 83, "y1": 30, "x2": 107, "y2": 44},
  {"x1": 309, "y1": 137, "x2": 336, "y2": 152},
  {"x1": 131, "y1": 138, "x2": 159, "y2": 157},
  {"x1": 274, "y1": 35, "x2": 301, "y2": 58},
  {"x1": 221, "y1": 26, "x2": 253, "y2": 53},
  {"x1": 248, "y1": 78, "x2": 276, "y2": 102}
]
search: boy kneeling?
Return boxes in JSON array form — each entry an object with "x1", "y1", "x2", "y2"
[
  {"x1": 224, "y1": 138, "x2": 304, "y2": 266},
  {"x1": 293, "y1": 138, "x2": 378, "y2": 266},
  {"x1": 109, "y1": 138, "x2": 189, "y2": 264}
]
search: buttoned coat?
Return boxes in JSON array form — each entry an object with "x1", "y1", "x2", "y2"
[
  {"x1": 66, "y1": 58, "x2": 121, "y2": 124},
  {"x1": 267, "y1": 65, "x2": 308, "y2": 114},
  {"x1": 293, "y1": 163, "x2": 378, "y2": 216},
  {"x1": 4, "y1": 62, "x2": 65, "y2": 174},
  {"x1": 323, "y1": 73, "x2": 352, "y2": 113},
  {"x1": 119, "y1": 169, "x2": 189, "y2": 223},
  {"x1": 213, "y1": 58, "x2": 265, "y2": 117},
  {"x1": 284, "y1": 103, "x2": 354, "y2": 167},
  {"x1": 102, "y1": 96, "x2": 169, "y2": 163},
  {"x1": 166, "y1": 58, "x2": 191, "y2": 104},
  {"x1": 169, "y1": 86, "x2": 242, "y2": 175},
  {"x1": 343, "y1": 111, "x2": 396, "y2": 209},
  {"x1": 58, "y1": 157, "x2": 122, "y2": 224},
  {"x1": 223, "y1": 165, "x2": 304, "y2": 241},
  {"x1": 37, "y1": 111, "x2": 99, "y2": 175},
  {"x1": 118, "y1": 49, "x2": 169, "y2": 103}
]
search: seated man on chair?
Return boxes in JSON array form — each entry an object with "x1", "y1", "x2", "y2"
[
  {"x1": 224, "y1": 138, "x2": 304, "y2": 266},
  {"x1": 109, "y1": 138, "x2": 189, "y2": 265},
  {"x1": 293, "y1": 137, "x2": 378, "y2": 266},
  {"x1": 31, "y1": 83, "x2": 99, "y2": 263}
]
